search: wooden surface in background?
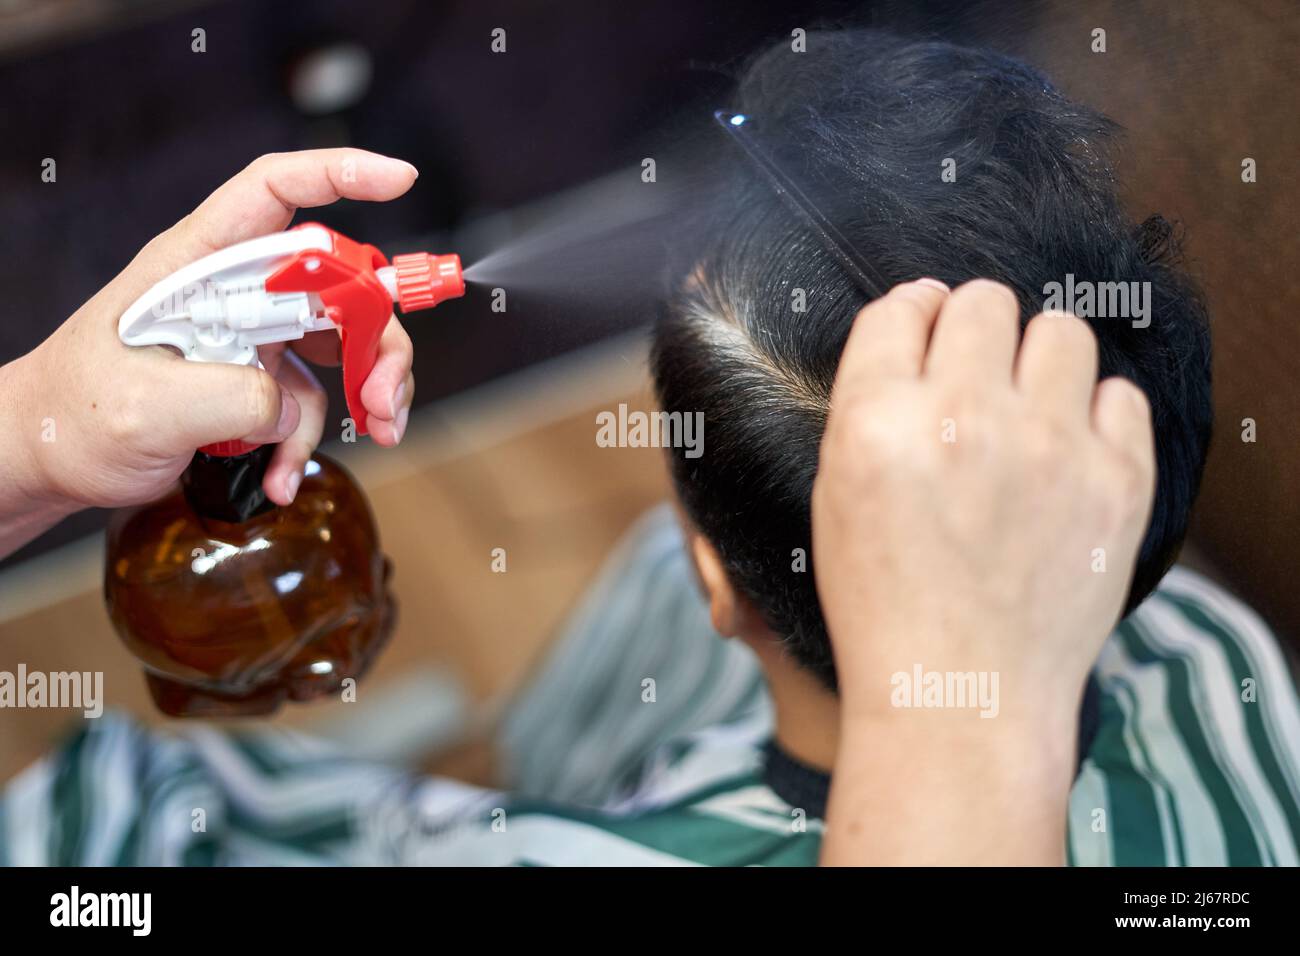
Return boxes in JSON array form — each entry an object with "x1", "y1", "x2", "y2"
[
  {"x1": 0, "y1": 364, "x2": 669, "y2": 783},
  {"x1": 990, "y1": 0, "x2": 1299, "y2": 643}
]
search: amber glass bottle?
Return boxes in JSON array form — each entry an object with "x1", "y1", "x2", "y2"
[{"x1": 104, "y1": 446, "x2": 395, "y2": 717}]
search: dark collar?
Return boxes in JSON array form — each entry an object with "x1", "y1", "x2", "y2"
[
  {"x1": 761, "y1": 739, "x2": 832, "y2": 819},
  {"x1": 762, "y1": 672, "x2": 1104, "y2": 820}
]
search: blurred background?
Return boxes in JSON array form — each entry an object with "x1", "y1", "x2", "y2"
[{"x1": 0, "y1": 0, "x2": 1296, "y2": 780}]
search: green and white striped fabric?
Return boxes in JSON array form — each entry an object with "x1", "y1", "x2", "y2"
[
  {"x1": 0, "y1": 713, "x2": 820, "y2": 866},
  {"x1": 1, "y1": 505, "x2": 1296, "y2": 866},
  {"x1": 1068, "y1": 567, "x2": 1300, "y2": 866}
]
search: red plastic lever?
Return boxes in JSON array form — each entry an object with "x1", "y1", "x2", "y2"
[
  {"x1": 202, "y1": 223, "x2": 462, "y2": 455},
  {"x1": 265, "y1": 225, "x2": 392, "y2": 441},
  {"x1": 195, "y1": 223, "x2": 463, "y2": 458}
]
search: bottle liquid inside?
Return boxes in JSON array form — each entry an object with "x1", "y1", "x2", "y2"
[{"x1": 104, "y1": 447, "x2": 395, "y2": 717}]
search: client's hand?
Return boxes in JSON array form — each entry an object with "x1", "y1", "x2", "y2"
[{"x1": 813, "y1": 278, "x2": 1156, "y2": 865}]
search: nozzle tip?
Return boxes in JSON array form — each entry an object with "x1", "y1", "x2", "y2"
[{"x1": 390, "y1": 252, "x2": 465, "y2": 312}]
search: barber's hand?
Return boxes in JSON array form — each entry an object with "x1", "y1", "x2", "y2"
[
  {"x1": 814, "y1": 277, "x2": 1154, "y2": 716},
  {"x1": 5, "y1": 148, "x2": 418, "y2": 518},
  {"x1": 813, "y1": 278, "x2": 1156, "y2": 865}
]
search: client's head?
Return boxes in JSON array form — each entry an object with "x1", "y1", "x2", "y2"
[{"x1": 651, "y1": 29, "x2": 1212, "y2": 691}]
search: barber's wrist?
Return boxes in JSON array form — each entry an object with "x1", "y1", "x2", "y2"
[
  {"x1": 832, "y1": 620, "x2": 1090, "y2": 727},
  {"x1": 826, "y1": 712, "x2": 1075, "y2": 865},
  {"x1": 833, "y1": 646, "x2": 1086, "y2": 780},
  {"x1": 0, "y1": 355, "x2": 79, "y2": 552},
  {"x1": 838, "y1": 704, "x2": 1077, "y2": 773},
  {"x1": 2, "y1": 355, "x2": 47, "y2": 495}
]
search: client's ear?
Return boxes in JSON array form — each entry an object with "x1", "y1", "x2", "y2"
[{"x1": 689, "y1": 534, "x2": 768, "y2": 640}]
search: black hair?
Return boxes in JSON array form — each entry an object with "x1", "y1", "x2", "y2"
[{"x1": 651, "y1": 29, "x2": 1213, "y2": 691}]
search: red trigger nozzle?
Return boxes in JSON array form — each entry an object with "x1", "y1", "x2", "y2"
[{"x1": 380, "y1": 253, "x2": 465, "y2": 313}]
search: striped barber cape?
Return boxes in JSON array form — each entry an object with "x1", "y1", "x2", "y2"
[{"x1": 2, "y1": 565, "x2": 1297, "y2": 866}]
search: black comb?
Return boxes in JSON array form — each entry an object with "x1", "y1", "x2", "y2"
[{"x1": 714, "y1": 110, "x2": 891, "y2": 299}]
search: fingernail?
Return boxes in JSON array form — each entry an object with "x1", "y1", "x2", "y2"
[
  {"x1": 379, "y1": 153, "x2": 419, "y2": 179},
  {"x1": 390, "y1": 381, "x2": 407, "y2": 420},
  {"x1": 914, "y1": 277, "x2": 951, "y2": 293},
  {"x1": 285, "y1": 469, "x2": 302, "y2": 503},
  {"x1": 393, "y1": 405, "x2": 409, "y2": 444}
]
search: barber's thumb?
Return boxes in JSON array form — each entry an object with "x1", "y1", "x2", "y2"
[{"x1": 159, "y1": 361, "x2": 300, "y2": 453}]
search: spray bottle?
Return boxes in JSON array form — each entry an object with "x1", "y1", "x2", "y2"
[{"x1": 104, "y1": 223, "x2": 464, "y2": 717}]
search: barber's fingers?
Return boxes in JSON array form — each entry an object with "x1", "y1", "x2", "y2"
[
  {"x1": 290, "y1": 329, "x2": 343, "y2": 367},
  {"x1": 835, "y1": 279, "x2": 949, "y2": 387},
  {"x1": 359, "y1": 316, "x2": 415, "y2": 446},
  {"x1": 1092, "y1": 376, "x2": 1156, "y2": 481},
  {"x1": 152, "y1": 360, "x2": 300, "y2": 454},
  {"x1": 117, "y1": 149, "x2": 419, "y2": 304},
  {"x1": 1015, "y1": 311, "x2": 1099, "y2": 424},
  {"x1": 263, "y1": 351, "x2": 328, "y2": 504},
  {"x1": 365, "y1": 371, "x2": 414, "y2": 446},
  {"x1": 924, "y1": 279, "x2": 1021, "y2": 384}
]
